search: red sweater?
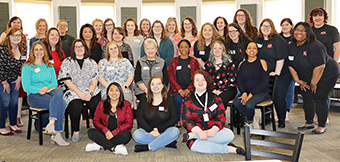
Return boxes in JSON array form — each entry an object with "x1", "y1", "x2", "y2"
[
  {"x1": 167, "y1": 56, "x2": 200, "y2": 95},
  {"x1": 93, "y1": 100, "x2": 133, "y2": 136},
  {"x1": 51, "y1": 50, "x2": 65, "y2": 78}
]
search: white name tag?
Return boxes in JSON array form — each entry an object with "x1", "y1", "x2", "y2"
[
  {"x1": 49, "y1": 60, "x2": 54, "y2": 64},
  {"x1": 134, "y1": 39, "x2": 141, "y2": 43},
  {"x1": 229, "y1": 50, "x2": 236, "y2": 55},
  {"x1": 155, "y1": 66, "x2": 160, "y2": 69},
  {"x1": 203, "y1": 113, "x2": 209, "y2": 122},
  {"x1": 34, "y1": 68, "x2": 41, "y2": 73},
  {"x1": 288, "y1": 56, "x2": 294, "y2": 61},
  {"x1": 21, "y1": 56, "x2": 27, "y2": 60},
  {"x1": 143, "y1": 66, "x2": 150, "y2": 70},
  {"x1": 176, "y1": 66, "x2": 182, "y2": 70},
  {"x1": 209, "y1": 103, "x2": 218, "y2": 112},
  {"x1": 159, "y1": 106, "x2": 164, "y2": 111},
  {"x1": 199, "y1": 51, "x2": 205, "y2": 55},
  {"x1": 257, "y1": 43, "x2": 263, "y2": 48}
]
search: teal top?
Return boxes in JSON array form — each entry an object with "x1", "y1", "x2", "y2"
[
  {"x1": 140, "y1": 37, "x2": 174, "y2": 67},
  {"x1": 21, "y1": 63, "x2": 57, "y2": 95}
]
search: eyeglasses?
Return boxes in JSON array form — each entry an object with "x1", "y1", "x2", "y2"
[
  {"x1": 184, "y1": 23, "x2": 192, "y2": 26},
  {"x1": 10, "y1": 34, "x2": 21, "y2": 38},
  {"x1": 295, "y1": 28, "x2": 306, "y2": 32},
  {"x1": 75, "y1": 45, "x2": 84, "y2": 49},
  {"x1": 58, "y1": 24, "x2": 67, "y2": 27},
  {"x1": 228, "y1": 30, "x2": 238, "y2": 33},
  {"x1": 262, "y1": 25, "x2": 271, "y2": 29},
  {"x1": 105, "y1": 24, "x2": 113, "y2": 27},
  {"x1": 236, "y1": 14, "x2": 245, "y2": 17}
]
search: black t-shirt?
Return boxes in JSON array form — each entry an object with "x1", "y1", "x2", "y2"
[
  {"x1": 312, "y1": 24, "x2": 340, "y2": 58},
  {"x1": 76, "y1": 58, "x2": 84, "y2": 69},
  {"x1": 90, "y1": 43, "x2": 103, "y2": 64},
  {"x1": 288, "y1": 40, "x2": 339, "y2": 83},
  {"x1": 61, "y1": 34, "x2": 75, "y2": 58},
  {"x1": 194, "y1": 38, "x2": 227, "y2": 63},
  {"x1": 228, "y1": 41, "x2": 249, "y2": 68},
  {"x1": 176, "y1": 57, "x2": 191, "y2": 90},
  {"x1": 108, "y1": 112, "x2": 118, "y2": 131},
  {"x1": 279, "y1": 33, "x2": 292, "y2": 44},
  {"x1": 255, "y1": 34, "x2": 289, "y2": 78}
]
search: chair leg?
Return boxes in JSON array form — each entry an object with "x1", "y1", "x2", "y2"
[
  {"x1": 38, "y1": 112, "x2": 43, "y2": 145},
  {"x1": 261, "y1": 107, "x2": 265, "y2": 130},
  {"x1": 271, "y1": 106, "x2": 276, "y2": 131},
  {"x1": 27, "y1": 109, "x2": 32, "y2": 140},
  {"x1": 236, "y1": 110, "x2": 241, "y2": 135}
]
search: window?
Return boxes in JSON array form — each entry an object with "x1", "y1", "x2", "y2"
[
  {"x1": 141, "y1": 4, "x2": 175, "y2": 25},
  {"x1": 264, "y1": 0, "x2": 302, "y2": 32},
  {"x1": 201, "y1": 2, "x2": 236, "y2": 27},
  {"x1": 14, "y1": 2, "x2": 52, "y2": 39},
  {"x1": 80, "y1": 3, "x2": 115, "y2": 26}
]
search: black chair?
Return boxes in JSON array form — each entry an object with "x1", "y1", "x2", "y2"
[
  {"x1": 230, "y1": 76, "x2": 278, "y2": 135},
  {"x1": 244, "y1": 126, "x2": 304, "y2": 162},
  {"x1": 27, "y1": 107, "x2": 49, "y2": 145}
]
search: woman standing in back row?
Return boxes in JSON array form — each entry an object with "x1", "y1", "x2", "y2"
[
  {"x1": 173, "y1": 17, "x2": 198, "y2": 57},
  {"x1": 233, "y1": 9, "x2": 257, "y2": 41}
]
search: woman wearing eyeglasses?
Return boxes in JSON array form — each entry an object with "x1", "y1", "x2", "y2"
[
  {"x1": 103, "y1": 18, "x2": 115, "y2": 42},
  {"x1": 254, "y1": 19, "x2": 290, "y2": 128},
  {"x1": 233, "y1": 9, "x2": 258, "y2": 41},
  {"x1": 0, "y1": 27, "x2": 27, "y2": 135},
  {"x1": 141, "y1": 20, "x2": 174, "y2": 67},
  {"x1": 57, "y1": 20, "x2": 75, "y2": 58},
  {"x1": 173, "y1": 17, "x2": 198, "y2": 57}
]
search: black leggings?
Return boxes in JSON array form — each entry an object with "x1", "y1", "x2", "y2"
[
  {"x1": 300, "y1": 76, "x2": 338, "y2": 127},
  {"x1": 87, "y1": 129, "x2": 131, "y2": 150},
  {"x1": 67, "y1": 94, "x2": 101, "y2": 132},
  {"x1": 218, "y1": 87, "x2": 237, "y2": 111}
]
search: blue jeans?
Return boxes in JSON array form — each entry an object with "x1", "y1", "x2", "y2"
[
  {"x1": 172, "y1": 92, "x2": 184, "y2": 121},
  {"x1": 274, "y1": 78, "x2": 291, "y2": 121},
  {"x1": 233, "y1": 92, "x2": 268, "y2": 124},
  {"x1": 286, "y1": 80, "x2": 295, "y2": 111},
  {"x1": 190, "y1": 128, "x2": 234, "y2": 154},
  {"x1": 0, "y1": 81, "x2": 19, "y2": 128},
  {"x1": 27, "y1": 88, "x2": 66, "y2": 132},
  {"x1": 133, "y1": 127, "x2": 180, "y2": 151}
]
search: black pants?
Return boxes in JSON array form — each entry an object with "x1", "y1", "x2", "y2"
[
  {"x1": 300, "y1": 76, "x2": 338, "y2": 127},
  {"x1": 67, "y1": 94, "x2": 101, "y2": 132},
  {"x1": 219, "y1": 87, "x2": 237, "y2": 111},
  {"x1": 88, "y1": 129, "x2": 131, "y2": 150}
]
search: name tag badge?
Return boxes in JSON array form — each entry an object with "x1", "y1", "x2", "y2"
[
  {"x1": 134, "y1": 39, "x2": 141, "y2": 43},
  {"x1": 288, "y1": 56, "x2": 294, "y2": 61},
  {"x1": 143, "y1": 66, "x2": 150, "y2": 70},
  {"x1": 176, "y1": 66, "x2": 182, "y2": 70},
  {"x1": 34, "y1": 68, "x2": 41, "y2": 73},
  {"x1": 159, "y1": 106, "x2": 164, "y2": 111},
  {"x1": 155, "y1": 66, "x2": 160, "y2": 69},
  {"x1": 229, "y1": 50, "x2": 236, "y2": 55},
  {"x1": 257, "y1": 43, "x2": 263, "y2": 48},
  {"x1": 107, "y1": 66, "x2": 114, "y2": 70},
  {"x1": 209, "y1": 103, "x2": 218, "y2": 112},
  {"x1": 49, "y1": 60, "x2": 54, "y2": 64},
  {"x1": 21, "y1": 56, "x2": 27, "y2": 60},
  {"x1": 203, "y1": 113, "x2": 209, "y2": 122},
  {"x1": 199, "y1": 51, "x2": 205, "y2": 55}
]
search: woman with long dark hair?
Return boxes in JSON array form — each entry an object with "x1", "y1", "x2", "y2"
[
  {"x1": 226, "y1": 23, "x2": 250, "y2": 67},
  {"x1": 86, "y1": 82, "x2": 133, "y2": 155},
  {"x1": 79, "y1": 24, "x2": 103, "y2": 63},
  {"x1": 133, "y1": 75, "x2": 179, "y2": 152},
  {"x1": 213, "y1": 16, "x2": 228, "y2": 40},
  {"x1": 233, "y1": 9, "x2": 257, "y2": 40}
]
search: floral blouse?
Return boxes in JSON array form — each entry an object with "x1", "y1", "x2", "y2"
[
  {"x1": 98, "y1": 58, "x2": 134, "y2": 98},
  {"x1": 205, "y1": 60, "x2": 236, "y2": 92},
  {"x1": 58, "y1": 57, "x2": 100, "y2": 106},
  {"x1": 173, "y1": 33, "x2": 197, "y2": 57}
]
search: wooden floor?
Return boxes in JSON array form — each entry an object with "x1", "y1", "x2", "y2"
[{"x1": 0, "y1": 102, "x2": 340, "y2": 162}]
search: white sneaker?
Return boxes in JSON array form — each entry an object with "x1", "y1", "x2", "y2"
[
  {"x1": 114, "y1": 144, "x2": 128, "y2": 156},
  {"x1": 85, "y1": 142, "x2": 101, "y2": 152}
]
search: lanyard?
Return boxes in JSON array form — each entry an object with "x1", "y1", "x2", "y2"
[{"x1": 195, "y1": 92, "x2": 208, "y2": 112}]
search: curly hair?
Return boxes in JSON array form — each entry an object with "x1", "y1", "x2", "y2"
[
  {"x1": 213, "y1": 16, "x2": 228, "y2": 40},
  {"x1": 197, "y1": 23, "x2": 222, "y2": 51},
  {"x1": 191, "y1": 70, "x2": 214, "y2": 93},
  {"x1": 308, "y1": 7, "x2": 328, "y2": 25},
  {"x1": 123, "y1": 18, "x2": 141, "y2": 36},
  {"x1": 180, "y1": 17, "x2": 198, "y2": 38},
  {"x1": 233, "y1": 9, "x2": 257, "y2": 40},
  {"x1": 23, "y1": 41, "x2": 53, "y2": 68}
]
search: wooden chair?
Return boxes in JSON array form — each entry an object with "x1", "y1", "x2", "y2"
[
  {"x1": 27, "y1": 107, "x2": 49, "y2": 145},
  {"x1": 244, "y1": 126, "x2": 304, "y2": 162},
  {"x1": 230, "y1": 76, "x2": 278, "y2": 135}
]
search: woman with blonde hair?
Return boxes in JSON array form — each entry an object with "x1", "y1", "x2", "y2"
[
  {"x1": 29, "y1": 19, "x2": 48, "y2": 52},
  {"x1": 98, "y1": 41, "x2": 134, "y2": 103},
  {"x1": 194, "y1": 23, "x2": 226, "y2": 69},
  {"x1": 22, "y1": 42, "x2": 68, "y2": 146},
  {"x1": 173, "y1": 17, "x2": 198, "y2": 57},
  {"x1": 166, "y1": 17, "x2": 179, "y2": 41},
  {"x1": 92, "y1": 19, "x2": 109, "y2": 48},
  {"x1": 57, "y1": 19, "x2": 75, "y2": 58}
]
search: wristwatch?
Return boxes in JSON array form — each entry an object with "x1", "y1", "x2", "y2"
[
  {"x1": 90, "y1": 91, "x2": 94, "y2": 97},
  {"x1": 124, "y1": 85, "x2": 128, "y2": 89}
]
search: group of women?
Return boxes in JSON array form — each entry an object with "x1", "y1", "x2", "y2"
[{"x1": 0, "y1": 6, "x2": 339, "y2": 156}]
